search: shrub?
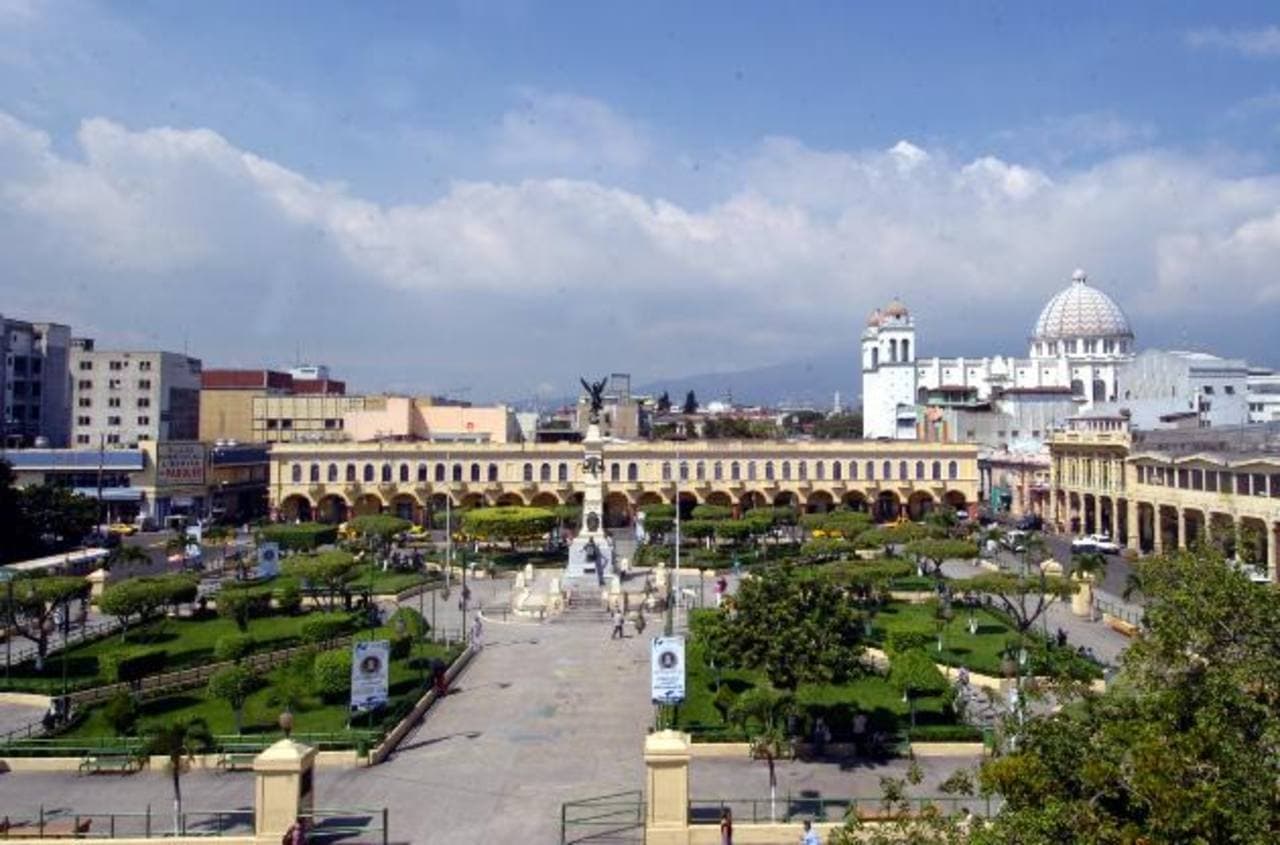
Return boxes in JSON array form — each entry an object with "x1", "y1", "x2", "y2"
[
  {"x1": 213, "y1": 634, "x2": 256, "y2": 664},
  {"x1": 388, "y1": 606, "x2": 428, "y2": 640},
  {"x1": 885, "y1": 628, "x2": 933, "y2": 655},
  {"x1": 313, "y1": 648, "x2": 352, "y2": 702},
  {"x1": 277, "y1": 581, "x2": 303, "y2": 615},
  {"x1": 99, "y1": 575, "x2": 194, "y2": 634},
  {"x1": 208, "y1": 665, "x2": 260, "y2": 734},
  {"x1": 102, "y1": 649, "x2": 167, "y2": 688},
  {"x1": 906, "y1": 724, "x2": 984, "y2": 743},
  {"x1": 691, "y1": 505, "x2": 733, "y2": 521},
  {"x1": 800, "y1": 538, "x2": 854, "y2": 559},
  {"x1": 217, "y1": 585, "x2": 271, "y2": 631},
  {"x1": 682, "y1": 519, "x2": 717, "y2": 540},
  {"x1": 461, "y1": 507, "x2": 556, "y2": 545},
  {"x1": 103, "y1": 691, "x2": 138, "y2": 735},
  {"x1": 258, "y1": 523, "x2": 337, "y2": 552},
  {"x1": 390, "y1": 634, "x2": 413, "y2": 660},
  {"x1": 300, "y1": 612, "x2": 357, "y2": 646},
  {"x1": 347, "y1": 515, "x2": 412, "y2": 543}
]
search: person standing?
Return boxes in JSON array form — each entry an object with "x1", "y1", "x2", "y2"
[
  {"x1": 714, "y1": 575, "x2": 728, "y2": 608},
  {"x1": 800, "y1": 819, "x2": 820, "y2": 844},
  {"x1": 719, "y1": 807, "x2": 733, "y2": 845},
  {"x1": 611, "y1": 609, "x2": 626, "y2": 640},
  {"x1": 471, "y1": 616, "x2": 484, "y2": 651}
]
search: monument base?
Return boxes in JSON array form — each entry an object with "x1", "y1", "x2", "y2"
[{"x1": 565, "y1": 535, "x2": 615, "y2": 580}]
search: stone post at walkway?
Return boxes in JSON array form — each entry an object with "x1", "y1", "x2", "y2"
[
  {"x1": 253, "y1": 738, "x2": 317, "y2": 844},
  {"x1": 1070, "y1": 573, "x2": 1094, "y2": 618},
  {"x1": 645, "y1": 730, "x2": 692, "y2": 845}
]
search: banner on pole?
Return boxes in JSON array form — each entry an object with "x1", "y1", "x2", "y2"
[
  {"x1": 651, "y1": 636, "x2": 686, "y2": 705},
  {"x1": 257, "y1": 542, "x2": 280, "y2": 578},
  {"x1": 350, "y1": 640, "x2": 390, "y2": 713}
]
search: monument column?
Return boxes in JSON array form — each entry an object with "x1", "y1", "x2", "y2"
[{"x1": 566, "y1": 378, "x2": 615, "y2": 579}]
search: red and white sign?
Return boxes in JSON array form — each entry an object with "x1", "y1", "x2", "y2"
[{"x1": 156, "y1": 443, "x2": 207, "y2": 487}]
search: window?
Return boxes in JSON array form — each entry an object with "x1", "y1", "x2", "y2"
[
  {"x1": 1271, "y1": 474, "x2": 1280, "y2": 499},
  {"x1": 108, "y1": 379, "x2": 121, "y2": 390},
  {"x1": 137, "y1": 397, "x2": 150, "y2": 408},
  {"x1": 781, "y1": 461, "x2": 790, "y2": 481},
  {"x1": 346, "y1": 464, "x2": 356, "y2": 482},
  {"x1": 883, "y1": 461, "x2": 892, "y2": 480},
  {"x1": 280, "y1": 419, "x2": 293, "y2": 430},
  {"x1": 329, "y1": 464, "x2": 339, "y2": 482},
  {"x1": 931, "y1": 461, "x2": 941, "y2": 480},
  {"x1": 1177, "y1": 469, "x2": 1188, "y2": 489},
  {"x1": 798, "y1": 461, "x2": 807, "y2": 481},
  {"x1": 679, "y1": 461, "x2": 689, "y2": 482},
  {"x1": 814, "y1": 461, "x2": 823, "y2": 481},
  {"x1": 310, "y1": 464, "x2": 320, "y2": 483},
  {"x1": 1236, "y1": 473, "x2": 1249, "y2": 495},
  {"x1": 540, "y1": 463, "x2": 551, "y2": 482},
  {"x1": 435, "y1": 464, "x2": 446, "y2": 482},
  {"x1": 77, "y1": 379, "x2": 92, "y2": 390},
  {"x1": 523, "y1": 463, "x2": 533, "y2": 483},
  {"x1": 452, "y1": 464, "x2": 462, "y2": 482},
  {"x1": 1203, "y1": 385, "x2": 1214, "y2": 395},
  {"x1": 730, "y1": 461, "x2": 740, "y2": 481},
  {"x1": 611, "y1": 462, "x2": 620, "y2": 482},
  {"x1": 107, "y1": 415, "x2": 121, "y2": 425},
  {"x1": 291, "y1": 465, "x2": 302, "y2": 483},
  {"x1": 379, "y1": 464, "x2": 391, "y2": 483},
  {"x1": 898, "y1": 460, "x2": 907, "y2": 480},
  {"x1": 78, "y1": 360, "x2": 92, "y2": 371},
  {"x1": 109, "y1": 360, "x2": 123, "y2": 371},
  {"x1": 1225, "y1": 385, "x2": 1236, "y2": 395},
  {"x1": 76, "y1": 415, "x2": 91, "y2": 426},
  {"x1": 138, "y1": 379, "x2": 151, "y2": 390},
  {"x1": 714, "y1": 461, "x2": 723, "y2": 481},
  {"x1": 401, "y1": 463, "x2": 411, "y2": 483},
  {"x1": 488, "y1": 464, "x2": 499, "y2": 483},
  {"x1": 696, "y1": 461, "x2": 705, "y2": 481},
  {"x1": 948, "y1": 461, "x2": 958, "y2": 480},
  {"x1": 363, "y1": 464, "x2": 374, "y2": 483},
  {"x1": 1252, "y1": 473, "x2": 1266, "y2": 496},
  {"x1": 765, "y1": 461, "x2": 774, "y2": 481},
  {"x1": 136, "y1": 415, "x2": 150, "y2": 426},
  {"x1": 748, "y1": 462, "x2": 757, "y2": 481},
  {"x1": 324, "y1": 418, "x2": 341, "y2": 430},
  {"x1": 1205, "y1": 470, "x2": 1218, "y2": 492},
  {"x1": 662, "y1": 462, "x2": 671, "y2": 481},
  {"x1": 106, "y1": 434, "x2": 120, "y2": 445},
  {"x1": 628, "y1": 462, "x2": 638, "y2": 482},
  {"x1": 417, "y1": 464, "x2": 427, "y2": 483},
  {"x1": 915, "y1": 461, "x2": 924, "y2": 480},
  {"x1": 138, "y1": 360, "x2": 151, "y2": 371},
  {"x1": 108, "y1": 397, "x2": 121, "y2": 408},
  {"x1": 78, "y1": 397, "x2": 91, "y2": 408},
  {"x1": 558, "y1": 463, "x2": 568, "y2": 482},
  {"x1": 866, "y1": 461, "x2": 874, "y2": 480},
  {"x1": 832, "y1": 461, "x2": 841, "y2": 481},
  {"x1": 76, "y1": 434, "x2": 90, "y2": 445},
  {"x1": 470, "y1": 463, "x2": 480, "y2": 482}
]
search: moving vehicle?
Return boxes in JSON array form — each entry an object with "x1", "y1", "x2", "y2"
[{"x1": 107, "y1": 522, "x2": 138, "y2": 536}]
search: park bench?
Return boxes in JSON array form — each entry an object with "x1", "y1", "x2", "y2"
[
  {"x1": 78, "y1": 752, "x2": 139, "y2": 774},
  {"x1": 216, "y1": 744, "x2": 261, "y2": 771},
  {"x1": 1, "y1": 816, "x2": 93, "y2": 837}
]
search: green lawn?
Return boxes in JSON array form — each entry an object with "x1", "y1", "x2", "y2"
[
  {"x1": 676, "y1": 629, "x2": 956, "y2": 744},
  {"x1": 355, "y1": 566, "x2": 437, "y2": 595},
  {"x1": 54, "y1": 635, "x2": 463, "y2": 744},
  {"x1": 1, "y1": 611, "x2": 327, "y2": 694}
]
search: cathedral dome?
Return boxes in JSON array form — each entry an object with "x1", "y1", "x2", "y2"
[
  {"x1": 1032, "y1": 269, "x2": 1132, "y2": 341},
  {"x1": 883, "y1": 299, "x2": 909, "y2": 318},
  {"x1": 865, "y1": 308, "x2": 883, "y2": 327}
]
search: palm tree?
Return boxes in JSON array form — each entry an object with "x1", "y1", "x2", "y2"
[
  {"x1": 730, "y1": 688, "x2": 794, "y2": 822},
  {"x1": 137, "y1": 717, "x2": 214, "y2": 834}
]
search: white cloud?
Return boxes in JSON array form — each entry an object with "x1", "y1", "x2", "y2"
[
  {"x1": 491, "y1": 89, "x2": 651, "y2": 172},
  {"x1": 3, "y1": 111, "x2": 1280, "y2": 395},
  {"x1": 1187, "y1": 25, "x2": 1280, "y2": 58}
]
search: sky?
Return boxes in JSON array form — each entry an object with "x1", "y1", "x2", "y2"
[{"x1": 2, "y1": 1, "x2": 1280, "y2": 402}]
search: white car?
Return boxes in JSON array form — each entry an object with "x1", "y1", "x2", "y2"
[{"x1": 1072, "y1": 534, "x2": 1120, "y2": 555}]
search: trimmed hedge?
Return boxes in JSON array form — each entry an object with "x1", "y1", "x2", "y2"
[
  {"x1": 300, "y1": 613, "x2": 358, "y2": 646},
  {"x1": 101, "y1": 649, "x2": 168, "y2": 687},
  {"x1": 259, "y1": 522, "x2": 338, "y2": 551},
  {"x1": 906, "y1": 724, "x2": 983, "y2": 743},
  {"x1": 313, "y1": 648, "x2": 352, "y2": 701},
  {"x1": 213, "y1": 634, "x2": 256, "y2": 664}
]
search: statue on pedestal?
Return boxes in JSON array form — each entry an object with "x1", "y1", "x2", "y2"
[{"x1": 580, "y1": 376, "x2": 607, "y2": 425}]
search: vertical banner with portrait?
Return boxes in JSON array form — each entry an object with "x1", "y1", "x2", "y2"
[
  {"x1": 651, "y1": 635, "x2": 686, "y2": 705},
  {"x1": 257, "y1": 542, "x2": 280, "y2": 579},
  {"x1": 350, "y1": 640, "x2": 390, "y2": 713}
]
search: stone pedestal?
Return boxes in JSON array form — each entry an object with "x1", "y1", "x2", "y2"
[
  {"x1": 85, "y1": 568, "x2": 109, "y2": 600},
  {"x1": 564, "y1": 422, "x2": 614, "y2": 579},
  {"x1": 1071, "y1": 574, "x2": 1094, "y2": 618},
  {"x1": 253, "y1": 738, "x2": 317, "y2": 842},
  {"x1": 645, "y1": 730, "x2": 692, "y2": 845}
]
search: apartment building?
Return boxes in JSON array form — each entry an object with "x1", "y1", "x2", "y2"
[
  {"x1": 0, "y1": 315, "x2": 72, "y2": 448},
  {"x1": 70, "y1": 342, "x2": 202, "y2": 447}
]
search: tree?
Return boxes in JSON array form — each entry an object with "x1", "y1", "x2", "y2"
[
  {"x1": 813, "y1": 412, "x2": 863, "y2": 440},
  {"x1": 4, "y1": 576, "x2": 91, "y2": 670},
  {"x1": 283, "y1": 550, "x2": 360, "y2": 610},
  {"x1": 208, "y1": 665, "x2": 258, "y2": 734},
  {"x1": 904, "y1": 538, "x2": 979, "y2": 583},
  {"x1": 100, "y1": 576, "x2": 195, "y2": 640},
  {"x1": 657, "y1": 391, "x2": 672, "y2": 413},
  {"x1": 347, "y1": 515, "x2": 412, "y2": 555},
  {"x1": 138, "y1": 717, "x2": 214, "y2": 835},
  {"x1": 963, "y1": 570, "x2": 1076, "y2": 639},
  {"x1": 106, "y1": 543, "x2": 150, "y2": 572},
  {"x1": 461, "y1": 506, "x2": 556, "y2": 549},
  {"x1": 889, "y1": 648, "x2": 949, "y2": 727},
  {"x1": 0, "y1": 461, "x2": 99, "y2": 563},
  {"x1": 719, "y1": 564, "x2": 864, "y2": 689},
  {"x1": 729, "y1": 687, "x2": 794, "y2": 822},
  {"x1": 682, "y1": 390, "x2": 698, "y2": 414},
  {"x1": 976, "y1": 548, "x2": 1280, "y2": 842}
]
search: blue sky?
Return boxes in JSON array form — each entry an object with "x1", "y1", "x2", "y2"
[{"x1": 2, "y1": 1, "x2": 1280, "y2": 399}]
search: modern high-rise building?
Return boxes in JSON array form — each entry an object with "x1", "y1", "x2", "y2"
[
  {"x1": 0, "y1": 314, "x2": 73, "y2": 448},
  {"x1": 69, "y1": 342, "x2": 202, "y2": 448}
]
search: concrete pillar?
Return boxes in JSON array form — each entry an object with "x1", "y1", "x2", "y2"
[
  {"x1": 253, "y1": 738, "x2": 317, "y2": 842},
  {"x1": 1152, "y1": 507, "x2": 1164, "y2": 556},
  {"x1": 1070, "y1": 573, "x2": 1094, "y2": 618},
  {"x1": 1176, "y1": 509, "x2": 1186, "y2": 551},
  {"x1": 645, "y1": 730, "x2": 692, "y2": 845},
  {"x1": 1271, "y1": 523, "x2": 1280, "y2": 583},
  {"x1": 1093, "y1": 495, "x2": 1103, "y2": 537}
]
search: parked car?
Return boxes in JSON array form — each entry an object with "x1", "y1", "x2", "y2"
[
  {"x1": 107, "y1": 522, "x2": 138, "y2": 536},
  {"x1": 1015, "y1": 514, "x2": 1043, "y2": 531},
  {"x1": 1072, "y1": 534, "x2": 1120, "y2": 554}
]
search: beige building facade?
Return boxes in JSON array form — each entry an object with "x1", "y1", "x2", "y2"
[
  {"x1": 1049, "y1": 419, "x2": 1280, "y2": 577},
  {"x1": 268, "y1": 439, "x2": 980, "y2": 526}
]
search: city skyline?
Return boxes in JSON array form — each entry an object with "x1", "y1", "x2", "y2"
[{"x1": 3, "y1": 2, "x2": 1280, "y2": 400}]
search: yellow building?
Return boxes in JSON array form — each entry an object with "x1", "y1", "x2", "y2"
[
  {"x1": 1049, "y1": 418, "x2": 1280, "y2": 576},
  {"x1": 268, "y1": 439, "x2": 980, "y2": 526}
]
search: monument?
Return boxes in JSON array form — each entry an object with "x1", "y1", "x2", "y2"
[{"x1": 565, "y1": 376, "x2": 616, "y2": 580}]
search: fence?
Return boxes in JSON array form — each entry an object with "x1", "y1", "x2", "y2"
[
  {"x1": 1093, "y1": 596, "x2": 1144, "y2": 627},
  {"x1": 0, "y1": 730, "x2": 380, "y2": 758},
  {"x1": 3, "y1": 617, "x2": 122, "y2": 671},
  {"x1": 560, "y1": 790, "x2": 645, "y2": 844},
  {"x1": 687, "y1": 794, "x2": 997, "y2": 825},
  {"x1": 0, "y1": 806, "x2": 254, "y2": 839}
]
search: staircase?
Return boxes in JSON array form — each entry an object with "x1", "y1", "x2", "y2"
[{"x1": 553, "y1": 582, "x2": 613, "y2": 625}]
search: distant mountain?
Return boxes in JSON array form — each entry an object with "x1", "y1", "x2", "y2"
[{"x1": 636, "y1": 350, "x2": 860, "y2": 409}]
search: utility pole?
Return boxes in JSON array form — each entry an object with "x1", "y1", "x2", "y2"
[{"x1": 96, "y1": 432, "x2": 106, "y2": 527}]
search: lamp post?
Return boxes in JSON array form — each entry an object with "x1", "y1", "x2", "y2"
[{"x1": 1, "y1": 570, "x2": 14, "y2": 684}]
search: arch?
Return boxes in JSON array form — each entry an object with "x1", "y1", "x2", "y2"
[
  {"x1": 874, "y1": 490, "x2": 901, "y2": 523},
  {"x1": 806, "y1": 490, "x2": 835, "y2": 513},
  {"x1": 390, "y1": 493, "x2": 417, "y2": 523},
  {"x1": 460, "y1": 492, "x2": 485, "y2": 509},
  {"x1": 773, "y1": 491, "x2": 798, "y2": 509},
  {"x1": 279, "y1": 494, "x2": 311, "y2": 522},
  {"x1": 328, "y1": 463, "x2": 339, "y2": 483},
  {"x1": 890, "y1": 338, "x2": 898, "y2": 362},
  {"x1": 309, "y1": 463, "x2": 320, "y2": 483},
  {"x1": 363, "y1": 464, "x2": 375, "y2": 483},
  {"x1": 496, "y1": 492, "x2": 527, "y2": 507},
  {"x1": 381, "y1": 463, "x2": 392, "y2": 483},
  {"x1": 353, "y1": 493, "x2": 383, "y2": 517},
  {"x1": 638, "y1": 491, "x2": 665, "y2": 507},
  {"x1": 290, "y1": 464, "x2": 302, "y2": 484},
  {"x1": 676, "y1": 491, "x2": 698, "y2": 520},
  {"x1": 316, "y1": 494, "x2": 347, "y2": 524},
  {"x1": 740, "y1": 490, "x2": 766, "y2": 511},
  {"x1": 705, "y1": 491, "x2": 733, "y2": 508},
  {"x1": 907, "y1": 490, "x2": 935, "y2": 521},
  {"x1": 1070, "y1": 378, "x2": 1085, "y2": 396},
  {"x1": 429, "y1": 493, "x2": 453, "y2": 513},
  {"x1": 943, "y1": 490, "x2": 967, "y2": 512},
  {"x1": 470, "y1": 463, "x2": 482, "y2": 483},
  {"x1": 901, "y1": 339, "x2": 910, "y2": 361},
  {"x1": 530, "y1": 492, "x2": 559, "y2": 508},
  {"x1": 604, "y1": 492, "x2": 633, "y2": 528},
  {"x1": 841, "y1": 491, "x2": 869, "y2": 512}
]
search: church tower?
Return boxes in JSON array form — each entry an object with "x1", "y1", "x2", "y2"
[{"x1": 861, "y1": 299, "x2": 918, "y2": 439}]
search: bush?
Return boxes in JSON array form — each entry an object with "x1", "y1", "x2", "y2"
[
  {"x1": 682, "y1": 519, "x2": 718, "y2": 539},
  {"x1": 102, "y1": 649, "x2": 167, "y2": 688},
  {"x1": 800, "y1": 538, "x2": 854, "y2": 559},
  {"x1": 214, "y1": 634, "x2": 256, "y2": 664},
  {"x1": 313, "y1": 648, "x2": 352, "y2": 702},
  {"x1": 461, "y1": 507, "x2": 556, "y2": 545},
  {"x1": 217, "y1": 585, "x2": 272, "y2": 631},
  {"x1": 300, "y1": 612, "x2": 357, "y2": 646},
  {"x1": 885, "y1": 628, "x2": 933, "y2": 655},
  {"x1": 277, "y1": 581, "x2": 303, "y2": 615},
  {"x1": 390, "y1": 635, "x2": 413, "y2": 660},
  {"x1": 103, "y1": 691, "x2": 138, "y2": 735},
  {"x1": 348, "y1": 515, "x2": 413, "y2": 542},
  {"x1": 99, "y1": 575, "x2": 194, "y2": 632},
  {"x1": 906, "y1": 724, "x2": 984, "y2": 743},
  {"x1": 258, "y1": 523, "x2": 337, "y2": 552},
  {"x1": 388, "y1": 606, "x2": 428, "y2": 640},
  {"x1": 691, "y1": 505, "x2": 733, "y2": 521}
]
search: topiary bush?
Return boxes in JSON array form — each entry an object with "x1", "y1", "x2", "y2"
[
  {"x1": 885, "y1": 628, "x2": 933, "y2": 655},
  {"x1": 103, "y1": 690, "x2": 139, "y2": 735},
  {"x1": 102, "y1": 649, "x2": 168, "y2": 689},
  {"x1": 300, "y1": 612, "x2": 358, "y2": 646},
  {"x1": 277, "y1": 581, "x2": 303, "y2": 615},
  {"x1": 313, "y1": 648, "x2": 352, "y2": 702},
  {"x1": 213, "y1": 633, "x2": 256, "y2": 664},
  {"x1": 258, "y1": 523, "x2": 338, "y2": 552},
  {"x1": 216, "y1": 585, "x2": 272, "y2": 631},
  {"x1": 388, "y1": 606, "x2": 428, "y2": 640}
]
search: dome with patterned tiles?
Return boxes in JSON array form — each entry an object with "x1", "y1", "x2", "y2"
[{"x1": 1033, "y1": 269, "x2": 1132, "y2": 341}]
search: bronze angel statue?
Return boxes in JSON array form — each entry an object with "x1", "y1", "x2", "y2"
[{"x1": 580, "y1": 376, "x2": 608, "y2": 424}]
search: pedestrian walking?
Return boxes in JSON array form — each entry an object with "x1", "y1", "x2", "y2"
[
  {"x1": 714, "y1": 575, "x2": 728, "y2": 608},
  {"x1": 611, "y1": 609, "x2": 625, "y2": 640},
  {"x1": 633, "y1": 610, "x2": 647, "y2": 635},
  {"x1": 799, "y1": 819, "x2": 820, "y2": 845},
  {"x1": 719, "y1": 807, "x2": 733, "y2": 845},
  {"x1": 471, "y1": 616, "x2": 484, "y2": 651}
]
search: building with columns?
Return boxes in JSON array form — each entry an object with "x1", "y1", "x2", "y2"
[
  {"x1": 1048, "y1": 419, "x2": 1280, "y2": 578},
  {"x1": 267, "y1": 439, "x2": 980, "y2": 527}
]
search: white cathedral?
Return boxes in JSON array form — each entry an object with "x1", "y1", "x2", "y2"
[{"x1": 861, "y1": 269, "x2": 1136, "y2": 440}]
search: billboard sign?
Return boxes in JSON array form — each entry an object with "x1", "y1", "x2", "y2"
[
  {"x1": 650, "y1": 636, "x2": 686, "y2": 705},
  {"x1": 257, "y1": 542, "x2": 280, "y2": 578},
  {"x1": 350, "y1": 640, "x2": 390, "y2": 713},
  {"x1": 156, "y1": 443, "x2": 207, "y2": 487}
]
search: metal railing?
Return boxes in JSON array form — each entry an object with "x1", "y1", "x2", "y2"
[
  {"x1": 0, "y1": 806, "x2": 254, "y2": 839},
  {"x1": 561, "y1": 790, "x2": 645, "y2": 844},
  {"x1": 298, "y1": 807, "x2": 389, "y2": 845},
  {"x1": 0, "y1": 729, "x2": 381, "y2": 758},
  {"x1": 1094, "y1": 596, "x2": 1144, "y2": 627},
  {"x1": 688, "y1": 794, "x2": 997, "y2": 825}
]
